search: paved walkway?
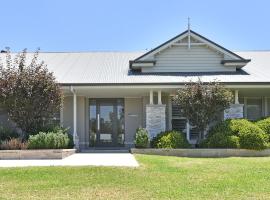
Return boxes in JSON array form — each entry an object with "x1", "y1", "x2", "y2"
[{"x1": 0, "y1": 153, "x2": 139, "y2": 168}]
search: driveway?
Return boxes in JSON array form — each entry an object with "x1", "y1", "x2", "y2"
[{"x1": 0, "y1": 153, "x2": 139, "y2": 168}]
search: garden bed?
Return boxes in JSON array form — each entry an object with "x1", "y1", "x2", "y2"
[
  {"x1": 130, "y1": 148, "x2": 270, "y2": 158},
  {"x1": 0, "y1": 149, "x2": 76, "y2": 160}
]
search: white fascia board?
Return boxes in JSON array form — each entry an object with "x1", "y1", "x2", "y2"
[
  {"x1": 191, "y1": 33, "x2": 239, "y2": 60},
  {"x1": 61, "y1": 84, "x2": 270, "y2": 90},
  {"x1": 132, "y1": 62, "x2": 155, "y2": 67},
  {"x1": 139, "y1": 33, "x2": 188, "y2": 60},
  {"x1": 223, "y1": 62, "x2": 247, "y2": 66}
]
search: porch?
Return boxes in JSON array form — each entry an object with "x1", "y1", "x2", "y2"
[{"x1": 60, "y1": 85, "x2": 270, "y2": 149}]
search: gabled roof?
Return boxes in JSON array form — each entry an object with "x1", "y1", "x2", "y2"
[{"x1": 130, "y1": 30, "x2": 250, "y2": 70}]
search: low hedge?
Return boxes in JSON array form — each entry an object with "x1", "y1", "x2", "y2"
[
  {"x1": 152, "y1": 130, "x2": 190, "y2": 149},
  {"x1": 256, "y1": 117, "x2": 270, "y2": 135},
  {"x1": 207, "y1": 134, "x2": 240, "y2": 148},
  {"x1": 201, "y1": 119, "x2": 270, "y2": 150},
  {"x1": 28, "y1": 131, "x2": 70, "y2": 149},
  {"x1": 238, "y1": 124, "x2": 269, "y2": 150}
]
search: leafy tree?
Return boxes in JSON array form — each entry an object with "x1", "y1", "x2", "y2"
[
  {"x1": 0, "y1": 48, "x2": 62, "y2": 137},
  {"x1": 173, "y1": 79, "x2": 233, "y2": 141}
]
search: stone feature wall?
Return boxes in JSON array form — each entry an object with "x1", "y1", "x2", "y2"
[{"x1": 146, "y1": 104, "x2": 166, "y2": 138}]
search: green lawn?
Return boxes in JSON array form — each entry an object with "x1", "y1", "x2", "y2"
[{"x1": 1, "y1": 155, "x2": 270, "y2": 200}]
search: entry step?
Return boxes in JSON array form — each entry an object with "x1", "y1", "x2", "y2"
[{"x1": 80, "y1": 149, "x2": 130, "y2": 153}]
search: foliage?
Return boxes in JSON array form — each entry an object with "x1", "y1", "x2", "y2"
[
  {"x1": 0, "y1": 138, "x2": 28, "y2": 150},
  {"x1": 238, "y1": 124, "x2": 269, "y2": 150},
  {"x1": 0, "y1": 48, "x2": 63, "y2": 137},
  {"x1": 201, "y1": 119, "x2": 269, "y2": 150},
  {"x1": 207, "y1": 119, "x2": 252, "y2": 138},
  {"x1": 0, "y1": 125, "x2": 19, "y2": 141},
  {"x1": 230, "y1": 119, "x2": 253, "y2": 135},
  {"x1": 41, "y1": 126, "x2": 74, "y2": 148},
  {"x1": 173, "y1": 79, "x2": 233, "y2": 140},
  {"x1": 256, "y1": 117, "x2": 270, "y2": 135},
  {"x1": 207, "y1": 133, "x2": 240, "y2": 148},
  {"x1": 151, "y1": 131, "x2": 169, "y2": 148},
  {"x1": 153, "y1": 130, "x2": 190, "y2": 149},
  {"x1": 28, "y1": 131, "x2": 70, "y2": 149},
  {"x1": 134, "y1": 128, "x2": 149, "y2": 148}
]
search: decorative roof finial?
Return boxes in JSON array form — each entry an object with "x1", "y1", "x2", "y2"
[
  {"x1": 188, "y1": 17, "x2": 191, "y2": 49},
  {"x1": 188, "y1": 17, "x2": 190, "y2": 32}
]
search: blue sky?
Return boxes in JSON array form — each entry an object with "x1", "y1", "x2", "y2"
[{"x1": 1, "y1": 0, "x2": 270, "y2": 52}]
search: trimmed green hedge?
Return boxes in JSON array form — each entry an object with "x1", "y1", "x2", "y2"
[
  {"x1": 207, "y1": 133, "x2": 240, "y2": 148},
  {"x1": 238, "y1": 124, "x2": 269, "y2": 150},
  {"x1": 256, "y1": 117, "x2": 270, "y2": 135},
  {"x1": 200, "y1": 119, "x2": 270, "y2": 150},
  {"x1": 28, "y1": 131, "x2": 70, "y2": 149},
  {"x1": 151, "y1": 130, "x2": 190, "y2": 149}
]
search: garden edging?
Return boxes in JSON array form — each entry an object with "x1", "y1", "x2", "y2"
[
  {"x1": 130, "y1": 148, "x2": 270, "y2": 158},
  {"x1": 0, "y1": 149, "x2": 76, "y2": 160}
]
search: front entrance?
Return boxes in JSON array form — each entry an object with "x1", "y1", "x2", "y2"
[{"x1": 89, "y1": 99, "x2": 125, "y2": 147}]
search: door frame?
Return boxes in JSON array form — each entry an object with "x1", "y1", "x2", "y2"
[{"x1": 89, "y1": 98, "x2": 125, "y2": 147}]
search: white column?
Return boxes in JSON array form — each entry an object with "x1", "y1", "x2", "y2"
[
  {"x1": 73, "y1": 91, "x2": 77, "y2": 142},
  {"x1": 158, "y1": 90, "x2": 162, "y2": 105},
  {"x1": 60, "y1": 100, "x2": 64, "y2": 127},
  {"x1": 265, "y1": 97, "x2": 268, "y2": 117},
  {"x1": 150, "y1": 90, "x2": 154, "y2": 105},
  {"x1": 234, "y1": 90, "x2": 239, "y2": 104},
  {"x1": 186, "y1": 120, "x2": 190, "y2": 142},
  {"x1": 168, "y1": 96, "x2": 172, "y2": 130}
]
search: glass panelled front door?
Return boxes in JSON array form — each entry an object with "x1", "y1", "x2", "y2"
[{"x1": 89, "y1": 99, "x2": 124, "y2": 147}]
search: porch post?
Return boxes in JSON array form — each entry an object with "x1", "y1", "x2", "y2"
[
  {"x1": 60, "y1": 100, "x2": 64, "y2": 127},
  {"x1": 73, "y1": 92, "x2": 77, "y2": 143},
  {"x1": 150, "y1": 90, "x2": 154, "y2": 104},
  {"x1": 158, "y1": 90, "x2": 162, "y2": 105},
  {"x1": 234, "y1": 90, "x2": 239, "y2": 104},
  {"x1": 186, "y1": 120, "x2": 190, "y2": 142},
  {"x1": 70, "y1": 86, "x2": 79, "y2": 149}
]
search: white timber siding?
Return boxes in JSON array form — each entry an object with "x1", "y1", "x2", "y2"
[{"x1": 142, "y1": 45, "x2": 235, "y2": 73}]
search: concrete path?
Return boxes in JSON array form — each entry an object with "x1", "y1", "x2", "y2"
[{"x1": 0, "y1": 153, "x2": 139, "y2": 168}]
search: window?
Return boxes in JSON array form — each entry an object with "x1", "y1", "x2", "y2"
[
  {"x1": 246, "y1": 98, "x2": 262, "y2": 120},
  {"x1": 171, "y1": 99, "x2": 199, "y2": 141}
]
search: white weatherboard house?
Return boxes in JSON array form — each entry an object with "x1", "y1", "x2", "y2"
[{"x1": 2, "y1": 29, "x2": 270, "y2": 149}]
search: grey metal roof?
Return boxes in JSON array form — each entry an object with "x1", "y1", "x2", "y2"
[{"x1": 1, "y1": 51, "x2": 270, "y2": 85}]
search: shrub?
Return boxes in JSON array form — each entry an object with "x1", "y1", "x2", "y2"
[
  {"x1": 151, "y1": 131, "x2": 169, "y2": 148},
  {"x1": 238, "y1": 124, "x2": 269, "y2": 150},
  {"x1": 207, "y1": 133, "x2": 240, "y2": 148},
  {"x1": 230, "y1": 119, "x2": 253, "y2": 135},
  {"x1": 0, "y1": 138, "x2": 28, "y2": 150},
  {"x1": 256, "y1": 117, "x2": 270, "y2": 135},
  {"x1": 156, "y1": 130, "x2": 190, "y2": 149},
  {"x1": 201, "y1": 119, "x2": 268, "y2": 149},
  {"x1": 44, "y1": 126, "x2": 74, "y2": 148},
  {"x1": 197, "y1": 139, "x2": 209, "y2": 148},
  {"x1": 134, "y1": 128, "x2": 149, "y2": 148},
  {"x1": 28, "y1": 131, "x2": 70, "y2": 149},
  {"x1": 0, "y1": 125, "x2": 19, "y2": 141},
  {"x1": 207, "y1": 119, "x2": 252, "y2": 138}
]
